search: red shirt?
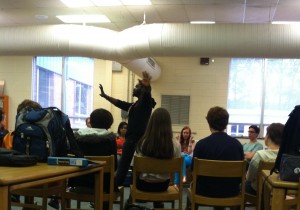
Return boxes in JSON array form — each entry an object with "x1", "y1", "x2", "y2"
[{"x1": 116, "y1": 137, "x2": 125, "y2": 155}]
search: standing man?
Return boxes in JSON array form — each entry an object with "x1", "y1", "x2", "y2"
[{"x1": 99, "y1": 71, "x2": 156, "y2": 188}]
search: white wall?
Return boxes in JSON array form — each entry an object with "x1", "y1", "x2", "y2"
[
  {"x1": 0, "y1": 56, "x2": 231, "y2": 141},
  {"x1": 0, "y1": 57, "x2": 112, "y2": 131},
  {"x1": 107, "y1": 57, "x2": 231, "y2": 140},
  {"x1": 150, "y1": 57, "x2": 230, "y2": 140},
  {"x1": 0, "y1": 56, "x2": 33, "y2": 130}
]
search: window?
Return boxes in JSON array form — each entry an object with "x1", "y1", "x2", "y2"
[
  {"x1": 161, "y1": 95, "x2": 190, "y2": 125},
  {"x1": 227, "y1": 58, "x2": 300, "y2": 137},
  {"x1": 33, "y1": 56, "x2": 94, "y2": 129}
]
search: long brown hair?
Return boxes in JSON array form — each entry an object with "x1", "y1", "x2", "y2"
[
  {"x1": 180, "y1": 126, "x2": 191, "y2": 146},
  {"x1": 136, "y1": 108, "x2": 174, "y2": 159}
]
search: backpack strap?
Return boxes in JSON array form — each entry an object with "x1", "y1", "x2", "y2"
[{"x1": 65, "y1": 119, "x2": 84, "y2": 158}]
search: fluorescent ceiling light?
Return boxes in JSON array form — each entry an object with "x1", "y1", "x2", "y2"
[
  {"x1": 60, "y1": 0, "x2": 94, "y2": 7},
  {"x1": 272, "y1": 21, "x2": 300, "y2": 25},
  {"x1": 121, "y1": 0, "x2": 151, "y2": 5},
  {"x1": 92, "y1": 0, "x2": 122, "y2": 6},
  {"x1": 60, "y1": 0, "x2": 151, "y2": 7},
  {"x1": 190, "y1": 21, "x2": 215, "y2": 24},
  {"x1": 56, "y1": 15, "x2": 110, "y2": 23}
]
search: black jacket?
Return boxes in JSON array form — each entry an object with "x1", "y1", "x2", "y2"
[
  {"x1": 68, "y1": 128, "x2": 117, "y2": 191},
  {"x1": 274, "y1": 105, "x2": 300, "y2": 172},
  {"x1": 115, "y1": 91, "x2": 156, "y2": 144}
]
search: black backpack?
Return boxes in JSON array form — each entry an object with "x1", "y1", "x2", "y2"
[
  {"x1": 273, "y1": 105, "x2": 300, "y2": 174},
  {"x1": 12, "y1": 106, "x2": 83, "y2": 162}
]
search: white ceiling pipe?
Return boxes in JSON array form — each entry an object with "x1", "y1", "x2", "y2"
[
  {"x1": 121, "y1": 58, "x2": 161, "y2": 81},
  {"x1": 1, "y1": 23, "x2": 300, "y2": 81},
  {"x1": 117, "y1": 23, "x2": 300, "y2": 59},
  {"x1": 0, "y1": 25, "x2": 118, "y2": 59},
  {"x1": 2, "y1": 23, "x2": 300, "y2": 59}
]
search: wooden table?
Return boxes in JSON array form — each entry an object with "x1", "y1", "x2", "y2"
[
  {"x1": 262, "y1": 170, "x2": 299, "y2": 210},
  {"x1": 0, "y1": 162, "x2": 105, "y2": 210}
]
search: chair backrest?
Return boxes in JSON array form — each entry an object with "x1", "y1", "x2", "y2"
[
  {"x1": 62, "y1": 155, "x2": 123, "y2": 210},
  {"x1": 191, "y1": 158, "x2": 247, "y2": 209},
  {"x1": 193, "y1": 158, "x2": 245, "y2": 177},
  {"x1": 85, "y1": 155, "x2": 115, "y2": 209},
  {"x1": 132, "y1": 155, "x2": 183, "y2": 188},
  {"x1": 133, "y1": 155, "x2": 182, "y2": 173},
  {"x1": 86, "y1": 155, "x2": 114, "y2": 174},
  {"x1": 255, "y1": 161, "x2": 275, "y2": 209},
  {"x1": 131, "y1": 155, "x2": 183, "y2": 210}
]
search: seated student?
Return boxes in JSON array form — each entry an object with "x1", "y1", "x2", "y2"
[
  {"x1": 192, "y1": 106, "x2": 244, "y2": 202},
  {"x1": 174, "y1": 126, "x2": 195, "y2": 184},
  {"x1": 130, "y1": 108, "x2": 181, "y2": 208},
  {"x1": 68, "y1": 108, "x2": 117, "y2": 209},
  {"x1": 2, "y1": 99, "x2": 42, "y2": 149},
  {"x1": 85, "y1": 117, "x2": 91, "y2": 128},
  {"x1": 245, "y1": 123, "x2": 284, "y2": 195},
  {"x1": 116, "y1": 121, "x2": 128, "y2": 163},
  {"x1": 0, "y1": 108, "x2": 8, "y2": 146},
  {"x1": 243, "y1": 125, "x2": 264, "y2": 162},
  {"x1": 1, "y1": 100, "x2": 43, "y2": 204}
]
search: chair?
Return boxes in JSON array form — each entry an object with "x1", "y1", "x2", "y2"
[
  {"x1": 244, "y1": 160, "x2": 275, "y2": 210},
  {"x1": 186, "y1": 158, "x2": 247, "y2": 210},
  {"x1": 130, "y1": 156, "x2": 183, "y2": 210},
  {"x1": 61, "y1": 155, "x2": 124, "y2": 210}
]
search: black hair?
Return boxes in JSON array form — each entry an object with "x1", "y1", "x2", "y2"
[
  {"x1": 249, "y1": 125, "x2": 260, "y2": 134},
  {"x1": 90, "y1": 108, "x2": 113, "y2": 129},
  {"x1": 117, "y1": 121, "x2": 128, "y2": 135}
]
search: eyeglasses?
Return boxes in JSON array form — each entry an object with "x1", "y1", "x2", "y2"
[{"x1": 248, "y1": 131, "x2": 256, "y2": 133}]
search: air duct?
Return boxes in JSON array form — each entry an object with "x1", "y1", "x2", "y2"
[
  {"x1": 1, "y1": 23, "x2": 300, "y2": 80},
  {"x1": 121, "y1": 57, "x2": 161, "y2": 81}
]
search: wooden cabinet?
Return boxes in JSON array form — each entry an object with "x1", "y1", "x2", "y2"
[{"x1": 0, "y1": 95, "x2": 9, "y2": 129}]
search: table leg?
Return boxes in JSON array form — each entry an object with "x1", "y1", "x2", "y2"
[
  {"x1": 60, "y1": 180, "x2": 67, "y2": 210},
  {"x1": 271, "y1": 188, "x2": 286, "y2": 210},
  {"x1": 94, "y1": 168, "x2": 104, "y2": 210},
  {"x1": 0, "y1": 186, "x2": 9, "y2": 209}
]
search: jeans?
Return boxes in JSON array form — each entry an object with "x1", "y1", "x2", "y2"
[{"x1": 174, "y1": 153, "x2": 192, "y2": 184}]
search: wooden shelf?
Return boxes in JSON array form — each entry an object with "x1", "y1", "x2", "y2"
[{"x1": 0, "y1": 95, "x2": 9, "y2": 129}]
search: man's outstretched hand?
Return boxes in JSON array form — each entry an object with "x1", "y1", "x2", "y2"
[
  {"x1": 139, "y1": 71, "x2": 152, "y2": 87},
  {"x1": 99, "y1": 84, "x2": 106, "y2": 97}
]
